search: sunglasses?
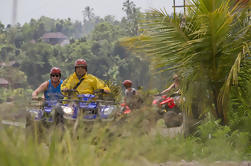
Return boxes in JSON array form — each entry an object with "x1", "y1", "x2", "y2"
[{"x1": 51, "y1": 74, "x2": 60, "y2": 77}]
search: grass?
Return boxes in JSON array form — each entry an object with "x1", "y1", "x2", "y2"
[{"x1": 0, "y1": 107, "x2": 250, "y2": 166}]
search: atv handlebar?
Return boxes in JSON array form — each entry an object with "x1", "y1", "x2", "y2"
[
  {"x1": 154, "y1": 93, "x2": 162, "y2": 97},
  {"x1": 61, "y1": 89, "x2": 79, "y2": 98},
  {"x1": 61, "y1": 89, "x2": 107, "y2": 95},
  {"x1": 93, "y1": 89, "x2": 109, "y2": 94},
  {"x1": 31, "y1": 97, "x2": 45, "y2": 101}
]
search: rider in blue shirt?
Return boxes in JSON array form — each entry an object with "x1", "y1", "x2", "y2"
[{"x1": 32, "y1": 67, "x2": 63, "y2": 101}]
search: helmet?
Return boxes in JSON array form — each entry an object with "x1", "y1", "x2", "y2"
[
  {"x1": 123, "y1": 80, "x2": 132, "y2": 87},
  {"x1": 75, "y1": 59, "x2": 87, "y2": 67},
  {"x1": 50, "y1": 67, "x2": 61, "y2": 76}
]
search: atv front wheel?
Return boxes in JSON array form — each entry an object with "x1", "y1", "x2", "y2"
[{"x1": 54, "y1": 106, "x2": 64, "y2": 125}]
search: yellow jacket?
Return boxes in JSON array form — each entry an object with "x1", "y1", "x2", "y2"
[{"x1": 61, "y1": 72, "x2": 110, "y2": 96}]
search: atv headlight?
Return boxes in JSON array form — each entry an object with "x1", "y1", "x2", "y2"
[
  {"x1": 29, "y1": 109, "x2": 41, "y2": 118},
  {"x1": 102, "y1": 106, "x2": 115, "y2": 115},
  {"x1": 62, "y1": 106, "x2": 74, "y2": 115}
]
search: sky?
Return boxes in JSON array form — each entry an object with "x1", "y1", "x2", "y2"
[{"x1": 0, "y1": 0, "x2": 184, "y2": 25}]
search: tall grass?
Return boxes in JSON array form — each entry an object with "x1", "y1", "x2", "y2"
[{"x1": 0, "y1": 108, "x2": 250, "y2": 166}]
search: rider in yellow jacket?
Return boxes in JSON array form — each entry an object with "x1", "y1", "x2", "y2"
[{"x1": 61, "y1": 59, "x2": 110, "y2": 98}]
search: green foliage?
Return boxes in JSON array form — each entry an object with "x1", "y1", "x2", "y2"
[
  {"x1": 0, "y1": 2, "x2": 153, "y2": 92},
  {"x1": 0, "y1": 88, "x2": 32, "y2": 103},
  {"x1": 20, "y1": 42, "x2": 53, "y2": 88},
  {"x1": 228, "y1": 54, "x2": 251, "y2": 133},
  {"x1": 0, "y1": 2, "x2": 250, "y2": 165},
  {"x1": 0, "y1": 44, "x2": 18, "y2": 61},
  {"x1": 104, "y1": 80, "x2": 122, "y2": 102},
  {"x1": 82, "y1": 6, "x2": 103, "y2": 36},
  {"x1": 0, "y1": 88, "x2": 12, "y2": 102},
  {"x1": 22, "y1": 17, "x2": 85, "y2": 41},
  {"x1": 91, "y1": 22, "x2": 121, "y2": 42},
  {"x1": 0, "y1": 22, "x2": 7, "y2": 44},
  {"x1": 0, "y1": 109, "x2": 250, "y2": 166},
  {"x1": 229, "y1": 101, "x2": 251, "y2": 132},
  {"x1": 196, "y1": 117, "x2": 250, "y2": 160},
  {"x1": 130, "y1": 0, "x2": 250, "y2": 123},
  {"x1": 0, "y1": 21, "x2": 4, "y2": 32},
  {"x1": 0, "y1": 67, "x2": 28, "y2": 88},
  {"x1": 122, "y1": 0, "x2": 141, "y2": 36},
  {"x1": 197, "y1": 118, "x2": 230, "y2": 142}
]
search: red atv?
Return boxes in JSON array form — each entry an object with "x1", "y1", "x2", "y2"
[
  {"x1": 120, "y1": 103, "x2": 132, "y2": 114},
  {"x1": 152, "y1": 94, "x2": 182, "y2": 127},
  {"x1": 152, "y1": 94, "x2": 181, "y2": 114},
  {"x1": 120, "y1": 94, "x2": 143, "y2": 115}
]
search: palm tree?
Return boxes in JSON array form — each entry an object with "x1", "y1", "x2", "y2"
[{"x1": 122, "y1": 0, "x2": 250, "y2": 124}]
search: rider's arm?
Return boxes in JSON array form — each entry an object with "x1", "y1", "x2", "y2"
[
  {"x1": 32, "y1": 81, "x2": 49, "y2": 98},
  {"x1": 160, "y1": 83, "x2": 175, "y2": 94},
  {"x1": 103, "y1": 86, "x2": 111, "y2": 93},
  {"x1": 61, "y1": 76, "x2": 73, "y2": 95},
  {"x1": 174, "y1": 89, "x2": 181, "y2": 94},
  {"x1": 96, "y1": 77, "x2": 111, "y2": 93}
]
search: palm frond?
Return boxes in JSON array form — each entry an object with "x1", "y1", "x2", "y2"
[
  {"x1": 122, "y1": 0, "x2": 250, "y2": 123},
  {"x1": 219, "y1": 42, "x2": 251, "y2": 104}
]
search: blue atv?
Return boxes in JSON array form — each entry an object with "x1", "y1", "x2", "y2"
[
  {"x1": 58, "y1": 89, "x2": 117, "y2": 123},
  {"x1": 26, "y1": 94, "x2": 63, "y2": 128}
]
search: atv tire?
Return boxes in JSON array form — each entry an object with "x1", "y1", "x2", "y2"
[
  {"x1": 163, "y1": 111, "x2": 183, "y2": 128},
  {"x1": 54, "y1": 106, "x2": 64, "y2": 125},
  {"x1": 25, "y1": 113, "x2": 32, "y2": 128}
]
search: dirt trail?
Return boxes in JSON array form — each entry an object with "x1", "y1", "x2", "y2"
[
  {"x1": 156, "y1": 160, "x2": 251, "y2": 166},
  {"x1": 136, "y1": 157, "x2": 251, "y2": 166}
]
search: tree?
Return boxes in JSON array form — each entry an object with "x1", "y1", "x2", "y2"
[
  {"x1": 81, "y1": 6, "x2": 103, "y2": 36},
  {"x1": 20, "y1": 43, "x2": 53, "y2": 88},
  {"x1": 82, "y1": 6, "x2": 95, "y2": 23},
  {"x1": 126, "y1": 0, "x2": 250, "y2": 124},
  {"x1": 0, "y1": 22, "x2": 4, "y2": 33},
  {"x1": 33, "y1": 22, "x2": 45, "y2": 40},
  {"x1": 91, "y1": 22, "x2": 120, "y2": 42},
  {"x1": 122, "y1": 0, "x2": 141, "y2": 36},
  {"x1": 0, "y1": 67, "x2": 28, "y2": 88}
]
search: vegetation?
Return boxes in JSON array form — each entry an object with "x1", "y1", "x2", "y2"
[
  {"x1": 122, "y1": 0, "x2": 251, "y2": 124},
  {"x1": 0, "y1": 4, "x2": 151, "y2": 91},
  {"x1": 0, "y1": 0, "x2": 250, "y2": 165},
  {"x1": 0, "y1": 111, "x2": 250, "y2": 166}
]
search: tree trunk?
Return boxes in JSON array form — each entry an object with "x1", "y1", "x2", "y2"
[{"x1": 212, "y1": 87, "x2": 225, "y2": 124}]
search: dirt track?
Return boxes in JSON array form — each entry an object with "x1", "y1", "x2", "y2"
[
  {"x1": 132, "y1": 157, "x2": 251, "y2": 166},
  {"x1": 156, "y1": 160, "x2": 251, "y2": 166}
]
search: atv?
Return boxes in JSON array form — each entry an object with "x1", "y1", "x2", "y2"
[
  {"x1": 57, "y1": 89, "x2": 118, "y2": 123},
  {"x1": 152, "y1": 93, "x2": 183, "y2": 127},
  {"x1": 25, "y1": 96, "x2": 61, "y2": 128}
]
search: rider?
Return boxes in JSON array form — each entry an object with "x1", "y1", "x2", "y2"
[
  {"x1": 32, "y1": 67, "x2": 63, "y2": 100},
  {"x1": 123, "y1": 80, "x2": 137, "y2": 98},
  {"x1": 61, "y1": 59, "x2": 110, "y2": 97},
  {"x1": 160, "y1": 74, "x2": 181, "y2": 103},
  {"x1": 122, "y1": 80, "x2": 141, "y2": 109}
]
